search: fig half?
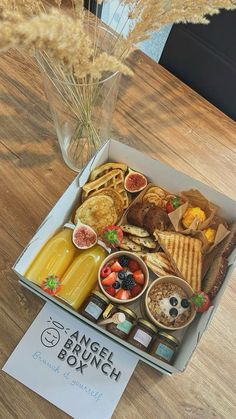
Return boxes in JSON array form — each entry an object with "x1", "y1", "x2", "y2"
[
  {"x1": 72, "y1": 221, "x2": 97, "y2": 249},
  {"x1": 124, "y1": 169, "x2": 147, "y2": 193}
]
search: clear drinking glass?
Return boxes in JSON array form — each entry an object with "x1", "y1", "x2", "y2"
[{"x1": 36, "y1": 24, "x2": 121, "y2": 172}]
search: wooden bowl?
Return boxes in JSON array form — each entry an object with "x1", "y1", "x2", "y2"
[
  {"x1": 98, "y1": 251, "x2": 149, "y2": 304},
  {"x1": 145, "y1": 276, "x2": 196, "y2": 330}
]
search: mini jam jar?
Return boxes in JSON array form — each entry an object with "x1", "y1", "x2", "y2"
[
  {"x1": 127, "y1": 319, "x2": 158, "y2": 352},
  {"x1": 106, "y1": 305, "x2": 137, "y2": 339},
  {"x1": 150, "y1": 331, "x2": 179, "y2": 364},
  {"x1": 80, "y1": 291, "x2": 109, "y2": 322}
]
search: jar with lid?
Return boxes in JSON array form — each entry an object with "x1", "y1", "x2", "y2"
[
  {"x1": 127, "y1": 319, "x2": 158, "y2": 351},
  {"x1": 150, "y1": 331, "x2": 179, "y2": 364},
  {"x1": 106, "y1": 305, "x2": 137, "y2": 339},
  {"x1": 80, "y1": 290, "x2": 109, "y2": 322}
]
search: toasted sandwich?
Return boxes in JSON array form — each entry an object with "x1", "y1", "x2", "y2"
[
  {"x1": 144, "y1": 252, "x2": 176, "y2": 277},
  {"x1": 155, "y1": 231, "x2": 202, "y2": 291}
]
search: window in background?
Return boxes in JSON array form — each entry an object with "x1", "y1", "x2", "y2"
[{"x1": 101, "y1": 0, "x2": 172, "y2": 62}]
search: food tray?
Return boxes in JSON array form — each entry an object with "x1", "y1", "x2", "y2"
[{"x1": 13, "y1": 139, "x2": 236, "y2": 375}]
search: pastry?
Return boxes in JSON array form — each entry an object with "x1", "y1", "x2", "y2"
[
  {"x1": 203, "y1": 227, "x2": 216, "y2": 244},
  {"x1": 118, "y1": 236, "x2": 142, "y2": 252},
  {"x1": 74, "y1": 195, "x2": 117, "y2": 234},
  {"x1": 221, "y1": 221, "x2": 236, "y2": 258},
  {"x1": 143, "y1": 206, "x2": 169, "y2": 234},
  {"x1": 144, "y1": 252, "x2": 176, "y2": 276},
  {"x1": 202, "y1": 256, "x2": 228, "y2": 299},
  {"x1": 89, "y1": 162, "x2": 127, "y2": 181},
  {"x1": 145, "y1": 186, "x2": 167, "y2": 198},
  {"x1": 143, "y1": 193, "x2": 167, "y2": 208},
  {"x1": 182, "y1": 207, "x2": 206, "y2": 229},
  {"x1": 128, "y1": 235, "x2": 156, "y2": 249},
  {"x1": 120, "y1": 224, "x2": 149, "y2": 237},
  {"x1": 89, "y1": 187, "x2": 124, "y2": 219},
  {"x1": 82, "y1": 169, "x2": 129, "y2": 208},
  {"x1": 127, "y1": 202, "x2": 154, "y2": 227},
  {"x1": 156, "y1": 231, "x2": 202, "y2": 291},
  {"x1": 142, "y1": 186, "x2": 170, "y2": 209}
]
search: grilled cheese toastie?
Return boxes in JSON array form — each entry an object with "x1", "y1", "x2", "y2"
[
  {"x1": 144, "y1": 252, "x2": 175, "y2": 277},
  {"x1": 155, "y1": 231, "x2": 202, "y2": 291}
]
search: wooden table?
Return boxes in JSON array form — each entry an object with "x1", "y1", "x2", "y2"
[{"x1": 0, "y1": 48, "x2": 236, "y2": 419}]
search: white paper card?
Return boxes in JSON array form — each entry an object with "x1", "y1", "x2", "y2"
[{"x1": 3, "y1": 303, "x2": 138, "y2": 419}]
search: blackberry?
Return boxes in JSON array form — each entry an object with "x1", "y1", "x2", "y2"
[
  {"x1": 118, "y1": 255, "x2": 129, "y2": 267},
  {"x1": 118, "y1": 270, "x2": 126, "y2": 280},
  {"x1": 123, "y1": 276, "x2": 135, "y2": 290}
]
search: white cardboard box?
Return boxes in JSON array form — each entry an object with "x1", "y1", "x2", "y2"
[{"x1": 13, "y1": 140, "x2": 236, "y2": 375}]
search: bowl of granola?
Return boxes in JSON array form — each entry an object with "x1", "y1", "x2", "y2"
[{"x1": 145, "y1": 276, "x2": 196, "y2": 330}]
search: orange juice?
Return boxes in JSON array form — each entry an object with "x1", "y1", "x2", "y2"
[
  {"x1": 57, "y1": 244, "x2": 107, "y2": 310},
  {"x1": 25, "y1": 227, "x2": 78, "y2": 286}
]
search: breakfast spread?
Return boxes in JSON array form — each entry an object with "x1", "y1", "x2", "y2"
[{"x1": 24, "y1": 160, "x2": 236, "y2": 366}]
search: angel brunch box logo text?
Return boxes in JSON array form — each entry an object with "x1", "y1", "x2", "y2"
[{"x1": 34, "y1": 316, "x2": 121, "y2": 382}]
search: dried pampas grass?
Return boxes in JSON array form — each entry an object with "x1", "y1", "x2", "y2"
[{"x1": 0, "y1": 0, "x2": 235, "y2": 168}]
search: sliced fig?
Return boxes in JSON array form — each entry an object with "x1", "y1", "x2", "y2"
[
  {"x1": 124, "y1": 169, "x2": 147, "y2": 193},
  {"x1": 73, "y1": 222, "x2": 97, "y2": 249}
]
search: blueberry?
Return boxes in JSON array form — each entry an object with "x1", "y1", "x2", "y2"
[
  {"x1": 118, "y1": 255, "x2": 129, "y2": 267},
  {"x1": 112, "y1": 281, "x2": 121, "y2": 289},
  {"x1": 118, "y1": 270, "x2": 126, "y2": 280},
  {"x1": 126, "y1": 274, "x2": 134, "y2": 281},
  {"x1": 181, "y1": 299, "x2": 190, "y2": 308},
  {"x1": 169, "y1": 308, "x2": 178, "y2": 317},
  {"x1": 169, "y1": 297, "x2": 178, "y2": 306}
]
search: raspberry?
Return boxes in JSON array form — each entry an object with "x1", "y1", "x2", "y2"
[
  {"x1": 128, "y1": 259, "x2": 140, "y2": 272},
  {"x1": 130, "y1": 284, "x2": 142, "y2": 298}
]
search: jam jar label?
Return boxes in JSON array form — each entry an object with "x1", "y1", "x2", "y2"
[
  {"x1": 84, "y1": 301, "x2": 103, "y2": 319},
  {"x1": 116, "y1": 320, "x2": 133, "y2": 334},
  {"x1": 133, "y1": 329, "x2": 152, "y2": 347},
  {"x1": 155, "y1": 343, "x2": 174, "y2": 362}
]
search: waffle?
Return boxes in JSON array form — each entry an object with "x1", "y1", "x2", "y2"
[
  {"x1": 156, "y1": 230, "x2": 202, "y2": 291},
  {"x1": 144, "y1": 252, "x2": 176, "y2": 276},
  {"x1": 89, "y1": 162, "x2": 128, "y2": 181},
  {"x1": 82, "y1": 169, "x2": 129, "y2": 208}
]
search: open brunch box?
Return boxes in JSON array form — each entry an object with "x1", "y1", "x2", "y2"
[{"x1": 13, "y1": 140, "x2": 236, "y2": 375}]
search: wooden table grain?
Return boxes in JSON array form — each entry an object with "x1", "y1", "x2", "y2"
[{"x1": 0, "y1": 48, "x2": 236, "y2": 419}]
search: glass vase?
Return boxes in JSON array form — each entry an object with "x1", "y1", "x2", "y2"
[{"x1": 36, "y1": 25, "x2": 121, "y2": 172}]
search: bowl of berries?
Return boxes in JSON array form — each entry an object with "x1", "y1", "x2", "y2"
[{"x1": 98, "y1": 251, "x2": 149, "y2": 303}]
